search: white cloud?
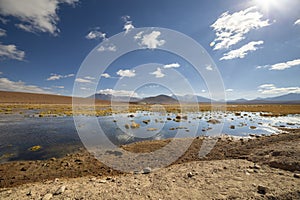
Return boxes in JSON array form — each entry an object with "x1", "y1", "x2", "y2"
[
  {"x1": 75, "y1": 78, "x2": 92, "y2": 83},
  {"x1": 122, "y1": 15, "x2": 134, "y2": 34},
  {"x1": 258, "y1": 84, "x2": 300, "y2": 95},
  {"x1": 117, "y1": 69, "x2": 136, "y2": 78},
  {"x1": 205, "y1": 64, "x2": 213, "y2": 71},
  {"x1": 163, "y1": 63, "x2": 180, "y2": 69},
  {"x1": 135, "y1": 31, "x2": 165, "y2": 49},
  {"x1": 0, "y1": 17, "x2": 8, "y2": 24},
  {"x1": 101, "y1": 73, "x2": 111, "y2": 78},
  {"x1": 0, "y1": 0, "x2": 78, "y2": 35},
  {"x1": 46, "y1": 73, "x2": 74, "y2": 81},
  {"x1": 150, "y1": 67, "x2": 165, "y2": 78},
  {"x1": 201, "y1": 89, "x2": 206, "y2": 93},
  {"x1": 84, "y1": 76, "x2": 95, "y2": 80},
  {"x1": 210, "y1": 6, "x2": 270, "y2": 50},
  {"x1": 0, "y1": 28, "x2": 6, "y2": 37},
  {"x1": 53, "y1": 85, "x2": 64, "y2": 89},
  {"x1": 86, "y1": 30, "x2": 106, "y2": 40},
  {"x1": 0, "y1": 77, "x2": 51, "y2": 94},
  {"x1": 226, "y1": 89, "x2": 234, "y2": 92},
  {"x1": 98, "y1": 88, "x2": 139, "y2": 97},
  {"x1": 220, "y1": 41, "x2": 264, "y2": 60},
  {"x1": 294, "y1": 19, "x2": 300, "y2": 25},
  {"x1": 257, "y1": 58, "x2": 300, "y2": 70},
  {"x1": 0, "y1": 43, "x2": 25, "y2": 61},
  {"x1": 97, "y1": 44, "x2": 117, "y2": 52}
]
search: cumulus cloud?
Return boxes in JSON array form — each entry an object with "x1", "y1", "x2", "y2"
[
  {"x1": 46, "y1": 73, "x2": 74, "y2": 81},
  {"x1": 101, "y1": 73, "x2": 111, "y2": 78},
  {"x1": 257, "y1": 58, "x2": 300, "y2": 70},
  {"x1": 116, "y1": 69, "x2": 136, "y2": 78},
  {"x1": 0, "y1": 77, "x2": 51, "y2": 94},
  {"x1": 258, "y1": 84, "x2": 300, "y2": 95},
  {"x1": 294, "y1": 19, "x2": 300, "y2": 25},
  {"x1": 86, "y1": 30, "x2": 106, "y2": 40},
  {"x1": 135, "y1": 31, "x2": 165, "y2": 49},
  {"x1": 220, "y1": 41, "x2": 264, "y2": 60},
  {"x1": 163, "y1": 63, "x2": 180, "y2": 69},
  {"x1": 0, "y1": 0, "x2": 79, "y2": 35},
  {"x1": 121, "y1": 15, "x2": 134, "y2": 34},
  {"x1": 226, "y1": 89, "x2": 234, "y2": 92},
  {"x1": 75, "y1": 78, "x2": 92, "y2": 83},
  {"x1": 97, "y1": 44, "x2": 117, "y2": 52},
  {"x1": 210, "y1": 6, "x2": 270, "y2": 50},
  {"x1": 98, "y1": 88, "x2": 139, "y2": 97},
  {"x1": 0, "y1": 43, "x2": 25, "y2": 61},
  {"x1": 150, "y1": 67, "x2": 165, "y2": 78}
]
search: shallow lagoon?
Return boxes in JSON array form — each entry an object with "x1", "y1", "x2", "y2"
[{"x1": 0, "y1": 111, "x2": 299, "y2": 162}]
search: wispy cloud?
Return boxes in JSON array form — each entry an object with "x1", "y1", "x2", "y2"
[
  {"x1": 257, "y1": 58, "x2": 300, "y2": 70},
  {"x1": 98, "y1": 88, "x2": 139, "y2": 97},
  {"x1": 0, "y1": 17, "x2": 9, "y2": 24},
  {"x1": 220, "y1": 41, "x2": 264, "y2": 60},
  {"x1": 101, "y1": 73, "x2": 111, "y2": 78},
  {"x1": 46, "y1": 73, "x2": 74, "y2": 81},
  {"x1": 210, "y1": 6, "x2": 270, "y2": 50},
  {"x1": 116, "y1": 69, "x2": 136, "y2": 78},
  {"x1": 163, "y1": 63, "x2": 180, "y2": 69},
  {"x1": 258, "y1": 84, "x2": 300, "y2": 95},
  {"x1": 150, "y1": 67, "x2": 165, "y2": 78},
  {"x1": 86, "y1": 29, "x2": 106, "y2": 40},
  {"x1": 75, "y1": 78, "x2": 92, "y2": 83},
  {"x1": 97, "y1": 44, "x2": 117, "y2": 52},
  {"x1": 135, "y1": 31, "x2": 165, "y2": 49},
  {"x1": 53, "y1": 85, "x2": 64, "y2": 89},
  {"x1": 205, "y1": 64, "x2": 213, "y2": 71},
  {"x1": 0, "y1": 28, "x2": 6, "y2": 37},
  {"x1": 0, "y1": 43, "x2": 25, "y2": 61},
  {"x1": 0, "y1": 0, "x2": 78, "y2": 35},
  {"x1": 0, "y1": 77, "x2": 51, "y2": 94},
  {"x1": 294, "y1": 19, "x2": 300, "y2": 25},
  {"x1": 121, "y1": 15, "x2": 134, "y2": 34}
]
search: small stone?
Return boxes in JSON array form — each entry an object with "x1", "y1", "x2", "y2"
[
  {"x1": 250, "y1": 164, "x2": 261, "y2": 170},
  {"x1": 187, "y1": 172, "x2": 195, "y2": 178},
  {"x1": 257, "y1": 185, "x2": 268, "y2": 195},
  {"x1": 54, "y1": 185, "x2": 66, "y2": 195},
  {"x1": 142, "y1": 167, "x2": 152, "y2": 174},
  {"x1": 294, "y1": 173, "x2": 300, "y2": 178},
  {"x1": 42, "y1": 193, "x2": 53, "y2": 200},
  {"x1": 20, "y1": 167, "x2": 27, "y2": 171},
  {"x1": 50, "y1": 157, "x2": 56, "y2": 161},
  {"x1": 99, "y1": 180, "x2": 107, "y2": 183}
]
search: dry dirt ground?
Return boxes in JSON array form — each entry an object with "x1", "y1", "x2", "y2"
[{"x1": 0, "y1": 129, "x2": 299, "y2": 199}]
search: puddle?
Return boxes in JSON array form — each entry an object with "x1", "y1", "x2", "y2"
[{"x1": 0, "y1": 111, "x2": 299, "y2": 162}]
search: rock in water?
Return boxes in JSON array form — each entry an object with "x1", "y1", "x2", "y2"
[{"x1": 142, "y1": 167, "x2": 152, "y2": 174}]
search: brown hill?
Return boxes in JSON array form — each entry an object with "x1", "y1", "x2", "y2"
[{"x1": 0, "y1": 91, "x2": 109, "y2": 104}]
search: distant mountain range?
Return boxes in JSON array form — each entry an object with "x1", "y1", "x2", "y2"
[
  {"x1": 229, "y1": 93, "x2": 300, "y2": 104},
  {"x1": 92, "y1": 92, "x2": 300, "y2": 104}
]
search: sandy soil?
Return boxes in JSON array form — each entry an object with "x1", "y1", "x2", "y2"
[
  {"x1": 1, "y1": 159, "x2": 299, "y2": 200},
  {"x1": 0, "y1": 129, "x2": 299, "y2": 199}
]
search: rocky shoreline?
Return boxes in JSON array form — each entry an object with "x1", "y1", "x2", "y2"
[{"x1": 0, "y1": 128, "x2": 299, "y2": 199}]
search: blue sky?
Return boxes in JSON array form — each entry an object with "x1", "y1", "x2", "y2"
[{"x1": 0, "y1": 0, "x2": 299, "y2": 100}]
